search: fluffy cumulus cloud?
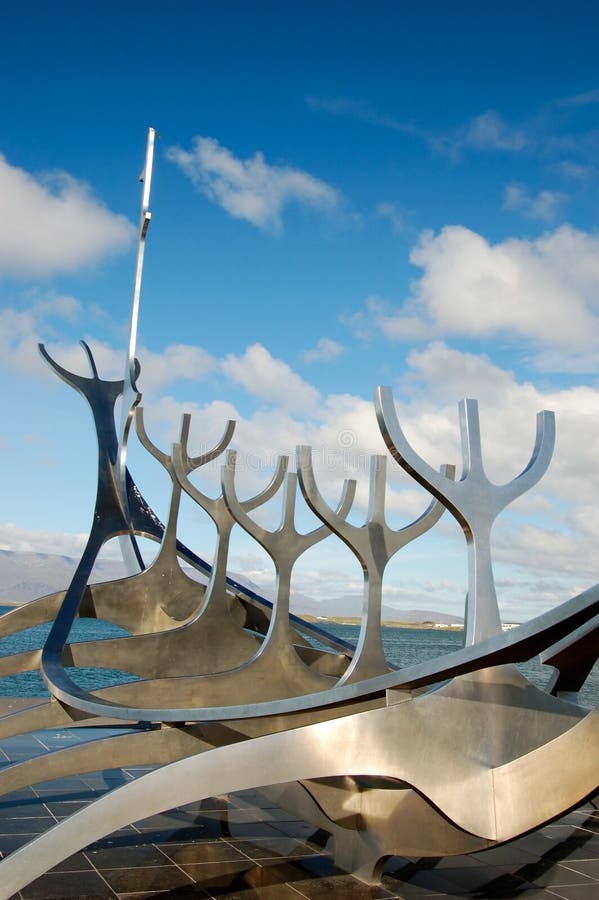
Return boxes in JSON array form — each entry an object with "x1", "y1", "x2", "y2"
[
  {"x1": 359, "y1": 225, "x2": 599, "y2": 371},
  {"x1": 137, "y1": 344, "x2": 216, "y2": 394},
  {"x1": 0, "y1": 296, "x2": 217, "y2": 393},
  {"x1": 502, "y1": 183, "x2": 567, "y2": 222},
  {"x1": 461, "y1": 110, "x2": 530, "y2": 152},
  {"x1": 166, "y1": 136, "x2": 340, "y2": 232},
  {"x1": 0, "y1": 293, "x2": 83, "y2": 377},
  {"x1": 0, "y1": 154, "x2": 135, "y2": 277},
  {"x1": 135, "y1": 338, "x2": 599, "y2": 620},
  {"x1": 142, "y1": 363, "x2": 395, "y2": 517},
  {"x1": 221, "y1": 343, "x2": 321, "y2": 412},
  {"x1": 392, "y1": 342, "x2": 599, "y2": 496},
  {"x1": 302, "y1": 337, "x2": 344, "y2": 363},
  {"x1": 43, "y1": 340, "x2": 217, "y2": 394},
  {"x1": 2, "y1": 288, "x2": 597, "y2": 619},
  {"x1": 429, "y1": 110, "x2": 532, "y2": 159},
  {"x1": 386, "y1": 342, "x2": 599, "y2": 592},
  {"x1": 4, "y1": 324, "x2": 599, "y2": 619},
  {"x1": 0, "y1": 522, "x2": 89, "y2": 557}
]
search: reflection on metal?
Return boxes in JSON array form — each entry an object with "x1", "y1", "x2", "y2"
[
  {"x1": 0, "y1": 155, "x2": 597, "y2": 899},
  {"x1": 117, "y1": 125, "x2": 156, "y2": 573},
  {"x1": 297, "y1": 448, "x2": 454, "y2": 682},
  {"x1": 375, "y1": 388, "x2": 555, "y2": 646}
]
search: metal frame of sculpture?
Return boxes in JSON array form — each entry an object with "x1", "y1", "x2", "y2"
[{"x1": 0, "y1": 133, "x2": 598, "y2": 898}]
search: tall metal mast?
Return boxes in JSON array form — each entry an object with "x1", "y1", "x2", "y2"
[{"x1": 117, "y1": 127, "x2": 156, "y2": 572}]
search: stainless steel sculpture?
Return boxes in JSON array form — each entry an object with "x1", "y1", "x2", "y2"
[{"x1": 0, "y1": 133, "x2": 597, "y2": 898}]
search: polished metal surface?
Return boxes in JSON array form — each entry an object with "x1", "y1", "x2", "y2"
[
  {"x1": 117, "y1": 125, "x2": 156, "y2": 573},
  {"x1": 0, "y1": 136, "x2": 597, "y2": 898},
  {"x1": 375, "y1": 386, "x2": 555, "y2": 646},
  {"x1": 541, "y1": 612, "x2": 599, "y2": 699},
  {"x1": 297, "y1": 447, "x2": 453, "y2": 681}
]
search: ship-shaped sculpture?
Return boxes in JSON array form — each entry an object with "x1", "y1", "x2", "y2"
[{"x1": 0, "y1": 130, "x2": 597, "y2": 897}]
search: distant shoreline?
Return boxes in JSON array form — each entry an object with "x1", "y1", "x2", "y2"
[
  {"x1": 0, "y1": 602, "x2": 464, "y2": 630},
  {"x1": 300, "y1": 614, "x2": 464, "y2": 631}
]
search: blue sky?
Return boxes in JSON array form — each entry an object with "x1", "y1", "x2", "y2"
[{"x1": 1, "y1": 1, "x2": 598, "y2": 621}]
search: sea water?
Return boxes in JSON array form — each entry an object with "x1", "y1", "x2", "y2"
[
  {"x1": 0, "y1": 605, "x2": 597, "y2": 708},
  {"x1": 319, "y1": 621, "x2": 599, "y2": 708},
  {"x1": 0, "y1": 606, "x2": 141, "y2": 697}
]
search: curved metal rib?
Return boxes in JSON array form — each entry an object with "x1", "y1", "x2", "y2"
[
  {"x1": 218, "y1": 451, "x2": 356, "y2": 689},
  {"x1": 135, "y1": 405, "x2": 178, "y2": 470},
  {"x1": 297, "y1": 445, "x2": 453, "y2": 682},
  {"x1": 222, "y1": 451, "x2": 355, "y2": 550},
  {"x1": 541, "y1": 613, "x2": 599, "y2": 699},
  {"x1": 35, "y1": 405, "x2": 231, "y2": 703},
  {"x1": 375, "y1": 385, "x2": 556, "y2": 646},
  {"x1": 0, "y1": 700, "x2": 90, "y2": 741},
  {"x1": 182, "y1": 418, "x2": 237, "y2": 470},
  {"x1": 169, "y1": 433, "x2": 288, "y2": 663},
  {"x1": 0, "y1": 592, "x2": 66, "y2": 639},
  {"x1": 0, "y1": 724, "x2": 206, "y2": 800},
  {"x1": 502, "y1": 409, "x2": 556, "y2": 503},
  {"x1": 28, "y1": 577, "x2": 599, "y2": 723},
  {"x1": 35, "y1": 419, "x2": 292, "y2": 697},
  {"x1": 0, "y1": 649, "x2": 41, "y2": 678}
]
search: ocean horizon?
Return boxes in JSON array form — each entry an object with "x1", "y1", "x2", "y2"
[{"x1": 0, "y1": 606, "x2": 597, "y2": 708}]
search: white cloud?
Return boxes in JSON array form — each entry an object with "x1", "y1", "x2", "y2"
[
  {"x1": 3, "y1": 321, "x2": 599, "y2": 618},
  {"x1": 166, "y1": 136, "x2": 340, "y2": 232},
  {"x1": 392, "y1": 342, "x2": 599, "y2": 521},
  {"x1": 376, "y1": 202, "x2": 412, "y2": 235},
  {"x1": 0, "y1": 154, "x2": 135, "y2": 277},
  {"x1": 559, "y1": 88, "x2": 599, "y2": 107},
  {"x1": 503, "y1": 183, "x2": 567, "y2": 222},
  {"x1": 142, "y1": 339, "x2": 599, "y2": 617},
  {"x1": 0, "y1": 298, "x2": 218, "y2": 395},
  {"x1": 302, "y1": 337, "x2": 344, "y2": 363},
  {"x1": 432, "y1": 110, "x2": 531, "y2": 159},
  {"x1": 42, "y1": 339, "x2": 217, "y2": 395},
  {"x1": 305, "y1": 95, "x2": 422, "y2": 138},
  {"x1": 381, "y1": 342, "x2": 599, "y2": 604},
  {"x1": 358, "y1": 225, "x2": 599, "y2": 370},
  {"x1": 462, "y1": 110, "x2": 529, "y2": 152},
  {"x1": 221, "y1": 343, "x2": 321, "y2": 412},
  {"x1": 0, "y1": 522, "x2": 88, "y2": 557},
  {"x1": 0, "y1": 294, "x2": 85, "y2": 377},
  {"x1": 555, "y1": 161, "x2": 593, "y2": 182},
  {"x1": 307, "y1": 98, "x2": 530, "y2": 159},
  {"x1": 308, "y1": 94, "x2": 596, "y2": 177},
  {"x1": 145, "y1": 358, "x2": 444, "y2": 528},
  {"x1": 138, "y1": 344, "x2": 217, "y2": 394}
]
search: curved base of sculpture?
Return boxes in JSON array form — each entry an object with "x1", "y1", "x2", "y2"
[{"x1": 0, "y1": 668, "x2": 597, "y2": 897}]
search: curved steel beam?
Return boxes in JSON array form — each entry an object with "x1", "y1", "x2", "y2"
[
  {"x1": 30, "y1": 580, "x2": 599, "y2": 722},
  {"x1": 0, "y1": 692, "x2": 595, "y2": 898},
  {"x1": 297, "y1": 446, "x2": 452, "y2": 682},
  {"x1": 220, "y1": 451, "x2": 355, "y2": 685},
  {"x1": 375, "y1": 387, "x2": 555, "y2": 646},
  {"x1": 0, "y1": 724, "x2": 206, "y2": 799},
  {"x1": 0, "y1": 699, "x2": 90, "y2": 740},
  {"x1": 541, "y1": 613, "x2": 599, "y2": 699}
]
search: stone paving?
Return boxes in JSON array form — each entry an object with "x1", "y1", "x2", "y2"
[{"x1": 0, "y1": 726, "x2": 598, "y2": 899}]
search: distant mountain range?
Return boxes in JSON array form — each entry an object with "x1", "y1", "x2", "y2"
[
  {"x1": 0, "y1": 549, "x2": 131, "y2": 606},
  {"x1": 287, "y1": 590, "x2": 462, "y2": 625},
  {"x1": 0, "y1": 549, "x2": 462, "y2": 625}
]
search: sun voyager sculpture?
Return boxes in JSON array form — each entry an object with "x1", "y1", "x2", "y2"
[{"x1": 0, "y1": 129, "x2": 597, "y2": 897}]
